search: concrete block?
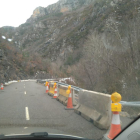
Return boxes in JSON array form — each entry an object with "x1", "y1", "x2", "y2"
[
  {"x1": 56, "y1": 95, "x2": 67, "y2": 106},
  {"x1": 57, "y1": 95, "x2": 64, "y2": 103},
  {"x1": 63, "y1": 99, "x2": 67, "y2": 106},
  {"x1": 48, "y1": 92, "x2": 53, "y2": 97},
  {"x1": 74, "y1": 105, "x2": 81, "y2": 114},
  {"x1": 74, "y1": 109, "x2": 80, "y2": 114},
  {"x1": 76, "y1": 90, "x2": 112, "y2": 130},
  {"x1": 76, "y1": 105, "x2": 101, "y2": 123},
  {"x1": 94, "y1": 116, "x2": 110, "y2": 130}
]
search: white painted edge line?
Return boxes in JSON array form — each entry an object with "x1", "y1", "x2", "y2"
[
  {"x1": 24, "y1": 91, "x2": 26, "y2": 95},
  {"x1": 25, "y1": 107, "x2": 30, "y2": 120}
]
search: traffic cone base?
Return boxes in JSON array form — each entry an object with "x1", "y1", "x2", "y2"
[
  {"x1": 108, "y1": 112, "x2": 121, "y2": 140},
  {"x1": 108, "y1": 124, "x2": 121, "y2": 139},
  {"x1": 52, "y1": 93, "x2": 57, "y2": 99},
  {"x1": 64, "y1": 107, "x2": 74, "y2": 110}
]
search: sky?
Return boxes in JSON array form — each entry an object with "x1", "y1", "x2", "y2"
[{"x1": 0, "y1": 0, "x2": 58, "y2": 28}]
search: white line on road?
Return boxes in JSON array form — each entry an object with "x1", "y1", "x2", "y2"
[
  {"x1": 25, "y1": 107, "x2": 30, "y2": 120},
  {"x1": 24, "y1": 91, "x2": 26, "y2": 95}
]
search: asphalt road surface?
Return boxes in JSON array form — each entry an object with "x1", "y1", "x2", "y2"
[{"x1": 0, "y1": 81, "x2": 108, "y2": 139}]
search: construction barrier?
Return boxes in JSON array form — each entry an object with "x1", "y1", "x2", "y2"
[
  {"x1": 74, "y1": 90, "x2": 112, "y2": 130},
  {"x1": 48, "y1": 82, "x2": 55, "y2": 96},
  {"x1": 52, "y1": 83, "x2": 58, "y2": 99}
]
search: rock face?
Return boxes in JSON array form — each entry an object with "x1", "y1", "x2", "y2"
[
  {"x1": 0, "y1": 0, "x2": 137, "y2": 69},
  {"x1": 27, "y1": 0, "x2": 93, "y2": 22},
  {"x1": 2, "y1": 0, "x2": 94, "y2": 65},
  {"x1": 32, "y1": 7, "x2": 46, "y2": 18},
  {"x1": 27, "y1": 7, "x2": 47, "y2": 22},
  {"x1": 45, "y1": 0, "x2": 93, "y2": 14}
]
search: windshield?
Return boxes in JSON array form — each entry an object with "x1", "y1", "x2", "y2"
[{"x1": 0, "y1": 0, "x2": 140, "y2": 140}]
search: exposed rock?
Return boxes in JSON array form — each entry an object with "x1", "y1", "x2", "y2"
[{"x1": 27, "y1": 7, "x2": 47, "y2": 22}]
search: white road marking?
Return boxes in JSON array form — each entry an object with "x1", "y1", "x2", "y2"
[
  {"x1": 25, "y1": 107, "x2": 30, "y2": 120},
  {"x1": 24, "y1": 91, "x2": 26, "y2": 95}
]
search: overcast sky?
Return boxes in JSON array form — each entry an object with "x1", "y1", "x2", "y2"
[{"x1": 0, "y1": 0, "x2": 58, "y2": 27}]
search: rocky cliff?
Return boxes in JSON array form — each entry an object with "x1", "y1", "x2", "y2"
[
  {"x1": 1, "y1": 0, "x2": 95, "y2": 65},
  {"x1": 27, "y1": 0, "x2": 93, "y2": 22}
]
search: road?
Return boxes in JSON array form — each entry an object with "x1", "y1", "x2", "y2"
[{"x1": 0, "y1": 81, "x2": 107, "y2": 139}]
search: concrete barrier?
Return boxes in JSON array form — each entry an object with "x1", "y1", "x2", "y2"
[
  {"x1": 56, "y1": 85, "x2": 69, "y2": 106},
  {"x1": 74, "y1": 90, "x2": 111, "y2": 130}
]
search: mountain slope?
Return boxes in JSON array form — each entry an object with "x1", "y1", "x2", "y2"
[{"x1": 1, "y1": 0, "x2": 140, "y2": 100}]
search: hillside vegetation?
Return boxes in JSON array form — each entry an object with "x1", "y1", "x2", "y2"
[{"x1": 0, "y1": 0, "x2": 140, "y2": 100}]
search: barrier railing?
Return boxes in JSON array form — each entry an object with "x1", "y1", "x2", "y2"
[{"x1": 120, "y1": 101, "x2": 140, "y2": 107}]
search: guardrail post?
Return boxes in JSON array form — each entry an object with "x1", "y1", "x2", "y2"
[
  {"x1": 57, "y1": 83, "x2": 59, "y2": 96},
  {"x1": 72, "y1": 89, "x2": 75, "y2": 105}
]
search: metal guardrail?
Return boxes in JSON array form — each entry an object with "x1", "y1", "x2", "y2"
[
  {"x1": 120, "y1": 101, "x2": 140, "y2": 107},
  {"x1": 36, "y1": 79, "x2": 83, "y2": 91},
  {"x1": 57, "y1": 82, "x2": 82, "y2": 91}
]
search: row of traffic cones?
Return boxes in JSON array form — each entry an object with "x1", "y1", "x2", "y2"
[
  {"x1": 45, "y1": 82, "x2": 122, "y2": 140},
  {"x1": 45, "y1": 82, "x2": 73, "y2": 109},
  {"x1": 48, "y1": 83, "x2": 122, "y2": 139}
]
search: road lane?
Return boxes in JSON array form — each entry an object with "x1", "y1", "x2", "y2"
[
  {"x1": 0, "y1": 82, "x2": 26, "y2": 125},
  {"x1": 0, "y1": 81, "x2": 106, "y2": 139}
]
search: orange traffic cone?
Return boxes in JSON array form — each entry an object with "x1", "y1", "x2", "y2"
[
  {"x1": 46, "y1": 85, "x2": 49, "y2": 93},
  {"x1": 1, "y1": 83, "x2": 4, "y2": 90},
  {"x1": 108, "y1": 111, "x2": 121, "y2": 139},
  {"x1": 53, "y1": 86, "x2": 58, "y2": 99},
  {"x1": 45, "y1": 82, "x2": 49, "y2": 93},
  {"x1": 65, "y1": 89, "x2": 74, "y2": 110}
]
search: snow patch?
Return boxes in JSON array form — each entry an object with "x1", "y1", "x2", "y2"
[
  {"x1": 8, "y1": 39, "x2": 12, "y2": 42},
  {"x1": 59, "y1": 77, "x2": 75, "y2": 84},
  {"x1": 2, "y1": 36, "x2": 6, "y2": 39}
]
